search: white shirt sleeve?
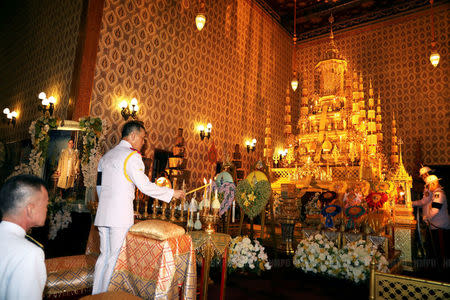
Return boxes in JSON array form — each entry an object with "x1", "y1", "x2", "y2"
[
  {"x1": 7, "y1": 248, "x2": 46, "y2": 300},
  {"x1": 126, "y1": 153, "x2": 174, "y2": 203}
]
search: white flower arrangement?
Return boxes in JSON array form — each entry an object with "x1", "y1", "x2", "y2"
[
  {"x1": 228, "y1": 236, "x2": 271, "y2": 275},
  {"x1": 47, "y1": 196, "x2": 72, "y2": 240},
  {"x1": 293, "y1": 234, "x2": 341, "y2": 277},
  {"x1": 340, "y1": 240, "x2": 389, "y2": 283},
  {"x1": 293, "y1": 235, "x2": 389, "y2": 283},
  {"x1": 79, "y1": 117, "x2": 108, "y2": 188}
]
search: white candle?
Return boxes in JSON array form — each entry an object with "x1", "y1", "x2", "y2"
[{"x1": 232, "y1": 200, "x2": 235, "y2": 223}]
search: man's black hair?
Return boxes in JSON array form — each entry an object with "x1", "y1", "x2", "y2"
[
  {"x1": 0, "y1": 174, "x2": 47, "y2": 218},
  {"x1": 121, "y1": 121, "x2": 145, "y2": 139}
]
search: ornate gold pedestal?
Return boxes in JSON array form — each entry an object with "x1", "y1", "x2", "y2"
[{"x1": 394, "y1": 206, "x2": 416, "y2": 271}]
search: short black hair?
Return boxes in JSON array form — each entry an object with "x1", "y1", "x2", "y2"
[
  {"x1": 0, "y1": 174, "x2": 47, "y2": 218},
  {"x1": 121, "y1": 121, "x2": 145, "y2": 139}
]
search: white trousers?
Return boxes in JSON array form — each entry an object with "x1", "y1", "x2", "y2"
[{"x1": 92, "y1": 226, "x2": 130, "y2": 294}]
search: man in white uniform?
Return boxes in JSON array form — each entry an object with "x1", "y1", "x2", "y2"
[
  {"x1": 93, "y1": 121, "x2": 186, "y2": 294},
  {"x1": 412, "y1": 166, "x2": 433, "y2": 219},
  {"x1": 0, "y1": 174, "x2": 49, "y2": 300}
]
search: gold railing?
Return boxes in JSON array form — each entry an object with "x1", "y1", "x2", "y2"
[
  {"x1": 271, "y1": 166, "x2": 359, "y2": 182},
  {"x1": 369, "y1": 260, "x2": 450, "y2": 300}
]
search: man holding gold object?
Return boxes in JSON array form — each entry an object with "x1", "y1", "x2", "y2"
[
  {"x1": 93, "y1": 121, "x2": 186, "y2": 294},
  {"x1": 412, "y1": 166, "x2": 434, "y2": 219}
]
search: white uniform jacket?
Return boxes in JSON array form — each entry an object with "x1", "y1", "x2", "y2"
[
  {"x1": 412, "y1": 187, "x2": 433, "y2": 219},
  {"x1": 95, "y1": 140, "x2": 174, "y2": 228},
  {"x1": 0, "y1": 221, "x2": 46, "y2": 300},
  {"x1": 428, "y1": 188, "x2": 450, "y2": 230}
]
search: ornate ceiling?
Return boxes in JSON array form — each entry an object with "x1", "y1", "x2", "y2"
[{"x1": 257, "y1": 0, "x2": 441, "y2": 41}]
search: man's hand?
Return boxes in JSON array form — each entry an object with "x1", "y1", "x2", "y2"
[{"x1": 173, "y1": 189, "x2": 186, "y2": 200}]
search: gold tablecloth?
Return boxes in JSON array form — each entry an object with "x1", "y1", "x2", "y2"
[
  {"x1": 188, "y1": 231, "x2": 231, "y2": 258},
  {"x1": 108, "y1": 233, "x2": 196, "y2": 300}
]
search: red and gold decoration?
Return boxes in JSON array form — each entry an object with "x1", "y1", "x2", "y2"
[{"x1": 365, "y1": 192, "x2": 388, "y2": 209}]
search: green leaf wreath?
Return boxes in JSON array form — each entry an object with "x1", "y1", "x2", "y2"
[{"x1": 236, "y1": 180, "x2": 271, "y2": 219}]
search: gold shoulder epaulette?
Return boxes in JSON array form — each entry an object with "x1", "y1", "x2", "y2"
[{"x1": 25, "y1": 234, "x2": 44, "y2": 250}]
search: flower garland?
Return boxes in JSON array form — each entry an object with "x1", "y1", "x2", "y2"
[
  {"x1": 79, "y1": 117, "x2": 108, "y2": 187},
  {"x1": 293, "y1": 235, "x2": 389, "y2": 283},
  {"x1": 365, "y1": 192, "x2": 388, "y2": 209},
  {"x1": 228, "y1": 236, "x2": 271, "y2": 275},
  {"x1": 9, "y1": 116, "x2": 58, "y2": 178},
  {"x1": 47, "y1": 195, "x2": 72, "y2": 240}
]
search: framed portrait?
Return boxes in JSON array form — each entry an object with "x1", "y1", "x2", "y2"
[{"x1": 45, "y1": 121, "x2": 83, "y2": 200}]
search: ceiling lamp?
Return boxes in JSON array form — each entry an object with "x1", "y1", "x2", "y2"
[
  {"x1": 290, "y1": 0, "x2": 298, "y2": 91},
  {"x1": 429, "y1": 0, "x2": 440, "y2": 67},
  {"x1": 195, "y1": 1, "x2": 206, "y2": 31}
]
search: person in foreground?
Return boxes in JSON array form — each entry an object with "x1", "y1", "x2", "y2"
[
  {"x1": 0, "y1": 174, "x2": 49, "y2": 300},
  {"x1": 93, "y1": 120, "x2": 186, "y2": 294}
]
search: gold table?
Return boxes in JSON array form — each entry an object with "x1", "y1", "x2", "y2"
[{"x1": 188, "y1": 231, "x2": 231, "y2": 300}]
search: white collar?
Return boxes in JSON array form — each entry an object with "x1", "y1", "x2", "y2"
[
  {"x1": 0, "y1": 221, "x2": 26, "y2": 238},
  {"x1": 119, "y1": 140, "x2": 132, "y2": 148}
]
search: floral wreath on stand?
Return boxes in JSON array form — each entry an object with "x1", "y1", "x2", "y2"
[
  {"x1": 318, "y1": 190, "x2": 337, "y2": 208},
  {"x1": 365, "y1": 192, "x2": 388, "y2": 210},
  {"x1": 344, "y1": 205, "x2": 366, "y2": 230},
  {"x1": 235, "y1": 171, "x2": 271, "y2": 220}
]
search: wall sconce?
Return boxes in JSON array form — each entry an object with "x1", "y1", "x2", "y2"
[
  {"x1": 272, "y1": 148, "x2": 287, "y2": 167},
  {"x1": 3, "y1": 108, "x2": 18, "y2": 127},
  {"x1": 198, "y1": 123, "x2": 212, "y2": 140},
  {"x1": 195, "y1": 1, "x2": 206, "y2": 31},
  {"x1": 38, "y1": 92, "x2": 56, "y2": 116},
  {"x1": 245, "y1": 138, "x2": 257, "y2": 153},
  {"x1": 429, "y1": 0, "x2": 440, "y2": 67},
  {"x1": 119, "y1": 98, "x2": 139, "y2": 120}
]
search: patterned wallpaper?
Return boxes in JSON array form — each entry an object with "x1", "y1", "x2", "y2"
[
  {"x1": 90, "y1": 0, "x2": 293, "y2": 187},
  {"x1": 1, "y1": 0, "x2": 447, "y2": 186},
  {"x1": 295, "y1": 6, "x2": 449, "y2": 174},
  {"x1": 0, "y1": 0, "x2": 83, "y2": 142}
]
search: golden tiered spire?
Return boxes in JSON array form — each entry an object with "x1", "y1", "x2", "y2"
[
  {"x1": 376, "y1": 93, "x2": 383, "y2": 144},
  {"x1": 263, "y1": 109, "x2": 272, "y2": 166},
  {"x1": 390, "y1": 113, "x2": 399, "y2": 167},
  {"x1": 367, "y1": 79, "x2": 377, "y2": 155},
  {"x1": 284, "y1": 87, "x2": 292, "y2": 136}
]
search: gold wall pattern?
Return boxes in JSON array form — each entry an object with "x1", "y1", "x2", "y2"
[
  {"x1": 90, "y1": 0, "x2": 292, "y2": 186},
  {"x1": 295, "y1": 7, "x2": 449, "y2": 174},
  {"x1": 0, "y1": 0, "x2": 83, "y2": 142}
]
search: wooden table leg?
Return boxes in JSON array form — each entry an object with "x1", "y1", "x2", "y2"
[{"x1": 220, "y1": 246, "x2": 229, "y2": 300}]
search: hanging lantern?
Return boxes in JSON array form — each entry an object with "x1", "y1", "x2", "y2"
[
  {"x1": 291, "y1": 76, "x2": 299, "y2": 92},
  {"x1": 430, "y1": 50, "x2": 440, "y2": 67},
  {"x1": 195, "y1": 13, "x2": 206, "y2": 31}
]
